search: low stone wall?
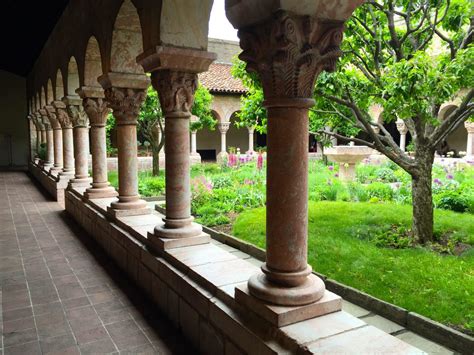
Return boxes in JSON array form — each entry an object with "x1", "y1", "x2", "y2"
[
  {"x1": 29, "y1": 162, "x2": 70, "y2": 206},
  {"x1": 63, "y1": 187, "x2": 423, "y2": 354}
]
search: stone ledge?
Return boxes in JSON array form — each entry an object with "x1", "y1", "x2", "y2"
[{"x1": 63, "y1": 189, "x2": 423, "y2": 354}]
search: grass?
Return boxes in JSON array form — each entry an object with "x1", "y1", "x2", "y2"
[{"x1": 232, "y1": 201, "x2": 474, "y2": 333}]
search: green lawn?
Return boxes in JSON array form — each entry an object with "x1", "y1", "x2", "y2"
[{"x1": 233, "y1": 201, "x2": 474, "y2": 333}]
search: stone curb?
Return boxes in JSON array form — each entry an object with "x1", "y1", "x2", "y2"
[{"x1": 201, "y1": 224, "x2": 474, "y2": 354}]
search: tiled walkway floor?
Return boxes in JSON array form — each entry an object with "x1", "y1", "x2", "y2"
[{"x1": 0, "y1": 172, "x2": 193, "y2": 354}]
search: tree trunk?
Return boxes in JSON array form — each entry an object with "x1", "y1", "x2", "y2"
[
  {"x1": 411, "y1": 149, "x2": 435, "y2": 244},
  {"x1": 152, "y1": 147, "x2": 160, "y2": 176}
]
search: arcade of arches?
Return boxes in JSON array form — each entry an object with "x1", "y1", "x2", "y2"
[{"x1": 1, "y1": 0, "x2": 437, "y2": 353}]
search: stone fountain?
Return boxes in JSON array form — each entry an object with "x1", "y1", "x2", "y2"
[{"x1": 325, "y1": 145, "x2": 374, "y2": 181}]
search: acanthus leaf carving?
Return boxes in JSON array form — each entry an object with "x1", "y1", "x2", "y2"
[
  {"x1": 238, "y1": 11, "x2": 345, "y2": 99},
  {"x1": 45, "y1": 106, "x2": 61, "y2": 130},
  {"x1": 67, "y1": 104, "x2": 89, "y2": 128},
  {"x1": 56, "y1": 108, "x2": 74, "y2": 129},
  {"x1": 151, "y1": 70, "x2": 198, "y2": 116},
  {"x1": 83, "y1": 97, "x2": 110, "y2": 127},
  {"x1": 104, "y1": 87, "x2": 147, "y2": 124}
]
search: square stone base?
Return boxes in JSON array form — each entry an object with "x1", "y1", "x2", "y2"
[
  {"x1": 235, "y1": 285, "x2": 342, "y2": 327},
  {"x1": 107, "y1": 206, "x2": 151, "y2": 218},
  {"x1": 147, "y1": 231, "x2": 210, "y2": 251}
]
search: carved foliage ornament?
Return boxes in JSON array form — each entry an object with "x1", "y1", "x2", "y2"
[
  {"x1": 238, "y1": 11, "x2": 345, "y2": 99},
  {"x1": 56, "y1": 108, "x2": 74, "y2": 129},
  {"x1": 218, "y1": 122, "x2": 230, "y2": 133},
  {"x1": 396, "y1": 121, "x2": 408, "y2": 134},
  {"x1": 41, "y1": 115, "x2": 52, "y2": 131},
  {"x1": 104, "y1": 87, "x2": 147, "y2": 124},
  {"x1": 45, "y1": 108, "x2": 61, "y2": 130},
  {"x1": 83, "y1": 98, "x2": 110, "y2": 127},
  {"x1": 151, "y1": 70, "x2": 198, "y2": 115},
  {"x1": 67, "y1": 104, "x2": 89, "y2": 128}
]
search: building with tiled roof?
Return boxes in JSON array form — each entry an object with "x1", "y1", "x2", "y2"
[{"x1": 199, "y1": 63, "x2": 246, "y2": 94}]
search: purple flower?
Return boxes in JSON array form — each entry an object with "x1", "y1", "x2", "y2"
[
  {"x1": 433, "y1": 178, "x2": 442, "y2": 185},
  {"x1": 446, "y1": 174, "x2": 453, "y2": 180},
  {"x1": 328, "y1": 166, "x2": 334, "y2": 171},
  {"x1": 334, "y1": 173, "x2": 339, "y2": 178}
]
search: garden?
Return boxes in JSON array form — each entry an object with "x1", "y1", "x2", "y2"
[{"x1": 108, "y1": 156, "x2": 474, "y2": 334}]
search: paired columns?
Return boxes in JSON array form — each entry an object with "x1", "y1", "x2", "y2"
[
  {"x1": 229, "y1": 11, "x2": 347, "y2": 308},
  {"x1": 54, "y1": 101, "x2": 75, "y2": 178},
  {"x1": 247, "y1": 126, "x2": 255, "y2": 154},
  {"x1": 190, "y1": 115, "x2": 200, "y2": 158},
  {"x1": 64, "y1": 96, "x2": 91, "y2": 186},
  {"x1": 396, "y1": 119, "x2": 408, "y2": 152},
  {"x1": 79, "y1": 88, "x2": 118, "y2": 199},
  {"x1": 217, "y1": 122, "x2": 230, "y2": 162},
  {"x1": 465, "y1": 121, "x2": 474, "y2": 159},
  {"x1": 137, "y1": 46, "x2": 215, "y2": 248},
  {"x1": 45, "y1": 105, "x2": 63, "y2": 175},
  {"x1": 99, "y1": 73, "x2": 149, "y2": 215},
  {"x1": 39, "y1": 109, "x2": 54, "y2": 169}
]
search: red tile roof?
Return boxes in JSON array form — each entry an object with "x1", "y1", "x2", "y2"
[{"x1": 199, "y1": 63, "x2": 246, "y2": 94}]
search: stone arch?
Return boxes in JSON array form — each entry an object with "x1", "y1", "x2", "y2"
[
  {"x1": 47, "y1": 79, "x2": 54, "y2": 104},
  {"x1": 211, "y1": 109, "x2": 223, "y2": 122},
  {"x1": 67, "y1": 57, "x2": 80, "y2": 96},
  {"x1": 40, "y1": 86, "x2": 47, "y2": 108},
  {"x1": 56, "y1": 69, "x2": 65, "y2": 100},
  {"x1": 110, "y1": 0, "x2": 144, "y2": 74},
  {"x1": 84, "y1": 36, "x2": 103, "y2": 87},
  {"x1": 227, "y1": 111, "x2": 247, "y2": 152},
  {"x1": 438, "y1": 104, "x2": 457, "y2": 120}
]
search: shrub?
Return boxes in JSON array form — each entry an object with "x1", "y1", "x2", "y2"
[
  {"x1": 374, "y1": 225, "x2": 413, "y2": 249},
  {"x1": 38, "y1": 143, "x2": 47, "y2": 160},
  {"x1": 348, "y1": 183, "x2": 369, "y2": 202},
  {"x1": 365, "y1": 182, "x2": 393, "y2": 201},
  {"x1": 212, "y1": 175, "x2": 233, "y2": 189},
  {"x1": 376, "y1": 167, "x2": 397, "y2": 182},
  {"x1": 434, "y1": 190, "x2": 470, "y2": 213},
  {"x1": 320, "y1": 184, "x2": 338, "y2": 201}
]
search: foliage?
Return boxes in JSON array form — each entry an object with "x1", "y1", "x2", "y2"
[
  {"x1": 105, "y1": 114, "x2": 116, "y2": 154},
  {"x1": 38, "y1": 143, "x2": 47, "y2": 160},
  {"x1": 232, "y1": 201, "x2": 474, "y2": 333},
  {"x1": 190, "y1": 85, "x2": 217, "y2": 131}
]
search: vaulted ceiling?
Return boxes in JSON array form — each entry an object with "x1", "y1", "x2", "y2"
[{"x1": 0, "y1": 0, "x2": 69, "y2": 76}]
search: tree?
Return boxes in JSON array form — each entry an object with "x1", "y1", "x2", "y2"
[
  {"x1": 313, "y1": 0, "x2": 473, "y2": 244},
  {"x1": 137, "y1": 85, "x2": 215, "y2": 176},
  {"x1": 233, "y1": 1, "x2": 474, "y2": 244}
]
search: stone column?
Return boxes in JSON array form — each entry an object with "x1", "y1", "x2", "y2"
[
  {"x1": 63, "y1": 96, "x2": 91, "y2": 187},
  {"x1": 78, "y1": 88, "x2": 118, "y2": 199},
  {"x1": 137, "y1": 46, "x2": 215, "y2": 248},
  {"x1": 190, "y1": 115, "x2": 201, "y2": 162},
  {"x1": 217, "y1": 122, "x2": 230, "y2": 163},
  {"x1": 31, "y1": 116, "x2": 41, "y2": 163},
  {"x1": 247, "y1": 126, "x2": 255, "y2": 154},
  {"x1": 229, "y1": 11, "x2": 348, "y2": 309},
  {"x1": 396, "y1": 119, "x2": 408, "y2": 152},
  {"x1": 54, "y1": 101, "x2": 75, "y2": 178},
  {"x1": 99, "y1": 73, "x2": 149, "y2": 215},
  {"x1": 465, "y1": 121, "x2": 474, "y2": 159},
  {"x1": 40, "y1": 109, "x2": 54, "y2": 169},
  {"x1": 45, "y1": 106, "x2": 63, "y2": 175}
]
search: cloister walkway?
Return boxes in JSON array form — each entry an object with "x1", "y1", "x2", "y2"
[{"x1": 0, "y1": 172, "x2": 193, "y2": 354}]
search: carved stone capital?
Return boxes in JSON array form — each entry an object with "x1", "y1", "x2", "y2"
[
  {"x1": 53, "y1": 101, "x2": 73, "y2": 129},
  {"x1": 247, "y1": 126, "x2": 255, "y2": 134},
  {"x1": 34, "y1": 113, "x2": 45, "y2": 130},
  {"x1": 396, "y1": 120, "x2": 408, "y2": 135},
  {"x1": 83, "y1": 97, "x2": 110, "y2": 127},
  {"x1": 237, "y1": 11, "x2": 345, "y2": 101},
  {"x1": 39, "y1": 110, "x2": 52, "y2": 130},
  {"x1": 465, "y1": 121, "x2": 474, "y2": 134},
  {"x1": 67, "y1": 104, "x2": 89, "y2": 128},
  {"x1": 218, "y1": 122, "x2": 230, "y2": 134},
  {"x1": 45, "y1": 106, "x2": 61, "y2": 130},
  {"x1": 151, "y1": 70, "x2": 198, "y2": 116},
  {"x1": 104, "y1": 87, "x2": 147, "y2": 125}
]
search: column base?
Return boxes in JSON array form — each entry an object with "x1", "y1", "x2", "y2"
[
  {"x1": 49, "y1": 167, "x2": 63, "y2": 176},
  {"x1": 84, "y1": 186, "x2": 118, "y2": 199},
  {"x1": 235, "y1": 283, "x2": 341, "y2": 327},
  {"x1": 247, "y1": 271, "x2": 325, "y2": 306},
  {"x1": 108, "y1": 198, "x2": 150, "y2": 217},
  {"x1": 217, "y1": 151, "x2": 228, "y2": 164},
  {"x1": 68, "y1": 177, "x2": 93, "y2": 188},
  {"x1": 148, "y1": 221, "x2": 210, "y2": 251}
]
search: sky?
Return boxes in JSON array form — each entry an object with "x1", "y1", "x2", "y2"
[{"x1": 208, "y1": 0, "x2": 239, "y2": 41}]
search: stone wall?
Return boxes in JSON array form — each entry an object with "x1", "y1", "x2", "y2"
[
  {"x1": 208, "y1": 38, "x2": 241, "y2": 64},
  {"x1": 0, "y1": 70, "x2": 28, "y2": 168}
]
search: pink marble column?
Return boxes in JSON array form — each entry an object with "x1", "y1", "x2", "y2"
[
  {"x1": 79, "y1": 89, "x2": 118, "y2": 199},
  {"x1": 137, "y1": 46, "x2": 215, "y2": 247},
  {"x1": 232, "y1": 11, "x2": 347, "y2": 306},
  {"x1": 45, "y1": 106, "x2": 63, "y2": 175},
  {"x1": 54, "y1": 101, "x2": 75, "y2": 178},
  {"x1": 40, "y1": 109, "x2": 54, "y2": 169},
  {"x1": 99, "y1": 73, "x2": 149, "y2": 215},
  {"x1": 64, "y1": 96, "x2": 91, "y2": 187}
]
